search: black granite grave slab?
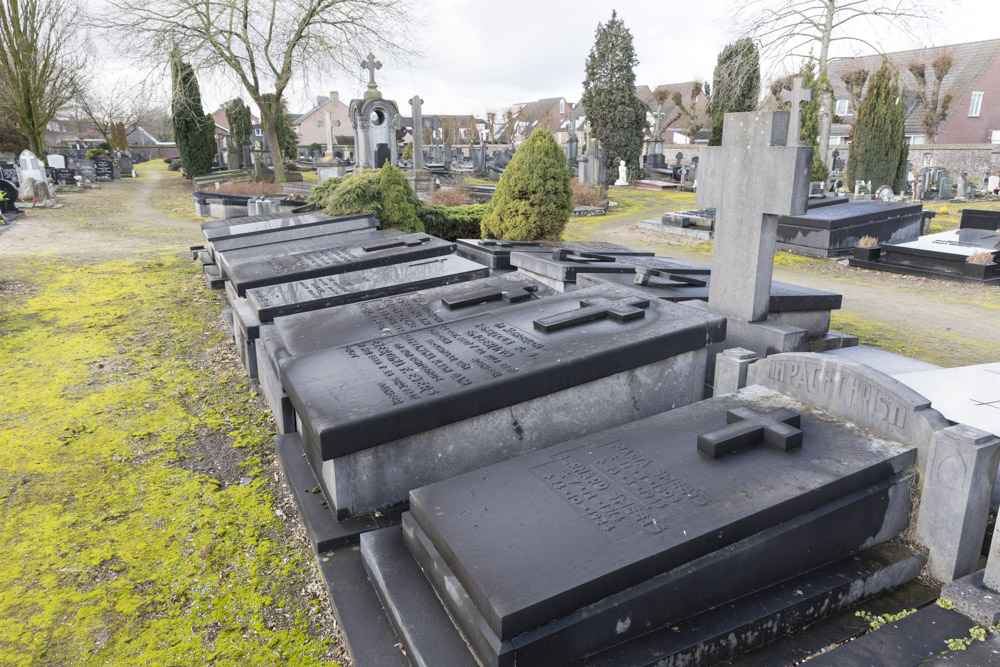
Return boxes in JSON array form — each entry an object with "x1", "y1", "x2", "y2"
[
  {"x1": 578, "y1": 273, "x2": 842, "y2": 312},
  {"x1": 456, "y1": 239, "x2": 654, "y2": 270},
  {"x1": 200, "y1": 210, "x2": 302, "y2": 231},
  {"x1": 255, "y1": 274, "x2": 552, "y2": 434},
  {"x1": 215, "y1": 228, "x2": 394, "y2": 281},
  {"x1": 850, "y1": 228, "x2": 1000, "y2": 284},
  {"x1": 509, "y1": 249, "x2": 658, "y2": 284},
  {"x1": 226, "y1": 233, "x2": 455, "y2": 296},
  {"x1": 960, "y1": 209, "x2": 1000, "y2": 231},
  {"x1": 370, "y1": 388, "x2": 915, "y2": 667},
  {"x1": 207, "y1": 214, "x2": 380, "y2": 258},
  {"x1": 283, "y1": 284, "x2": 726, "y2": 463},
  {"x1": 246, "y1": 255, "x2": 489, "y2": 321},
  {"x1": 203, "y1": 211, "x2": 373, "y2": 243},
  {"x1": 777, "y1": 200, "x2": 923, "y2": 257}
]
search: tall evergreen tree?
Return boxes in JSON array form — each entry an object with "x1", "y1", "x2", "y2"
[
  {"x1": 845, "y1": 59, "x2": 907, "y2": 194},
  {"x1": 708, "y1": 38, "x2": 760, "y2": 146},
  {"x1": 796, "y1": 60, "x2": 829, "y2": 182},
  {"x1": 170, "y1": 48, "x2": 215, "y2": 177},
  {"x1": 581, "y1": 11, "x2": 646, "y2": 181},
  {"x1": 225, "y1": 98, "x2": 253, "y2": 148},
  {"x1": 262, "y1": 93, "x2": 298, "y2": 160}
]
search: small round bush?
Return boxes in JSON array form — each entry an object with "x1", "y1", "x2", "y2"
[{"x1": 480, "y1": 129, "x2": 572, "y2": 240}]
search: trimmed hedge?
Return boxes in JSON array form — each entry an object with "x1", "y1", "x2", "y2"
[{"x1": 417, "y1": 204, "x2": 488, "y2": 241}]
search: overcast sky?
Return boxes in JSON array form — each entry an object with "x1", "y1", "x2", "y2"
[{"x1": 188, "y1": 0, "x2": 997, "y2": 117}]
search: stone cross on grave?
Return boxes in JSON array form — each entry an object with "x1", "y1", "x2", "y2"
[
  {"x1": 696, "y1": 110, "x2": 812, "y2": 322},
  {"x1": 551, "y1": 248, "x2": 616, "y2": 263},
  {"x1": 362, "y1": 236, "x2": 430, "y2": 252},
  {"x1": 441, "y1": 284, "x2": 537, "y2": 309},
  {"x1": 697, "y1": 407, "x2": 803, "y2": 459},
  {"x1": 361, "y1": 53, "x2": 381, "y2": 86},
  {"x1": 410, "y1": 96, "x2": 424, "y2": 169},
  {"x1": 323, "y1": 111, "x2": 341, "y2": 158},
  {"x1": 533, "y1": 296, "x2": 650, "y2": 333},
  {"x1": 634, "y1": 267, "x2": 707, "y2": 287},
  {"x1": 781, "y1": 77, "x2": 813, "y2": 148}
]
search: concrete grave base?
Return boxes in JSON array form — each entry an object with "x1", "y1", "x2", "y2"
[
  {"x1": 514, "y1": 267, "x2": 576, "y2": 292},
  {"x1": 941, "y1": 569, "x2": 1000, "y2": 627},
  {"x1": 315, "y1": 348, "x2": 708, "y2": 518}
]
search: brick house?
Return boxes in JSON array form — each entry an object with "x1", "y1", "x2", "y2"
[{"x1": 292, "y1": 92, "x2": 351, "y2": 155}]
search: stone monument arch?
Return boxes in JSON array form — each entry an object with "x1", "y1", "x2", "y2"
[{"x1": 349, "y1": 54, "x2": 399, "y2": 170}]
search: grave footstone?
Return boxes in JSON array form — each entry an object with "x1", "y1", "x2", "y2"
[
  {"x1": 282, "y1": 284, "x2": 725, "y2": 517},
  {"x1": 361, "y1": 373, "x2": 920, "y2": 666}
]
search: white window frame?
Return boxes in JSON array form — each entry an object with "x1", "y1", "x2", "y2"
[
  {"x1": 834, "y1": 98, "x2": 849, "y2": 115},
  {"x1": 559, "y1": 99, "x2": 565, "y2": 114},
  {"x1": 969, "y1": 91, "x2": 984, "y2": 117}
]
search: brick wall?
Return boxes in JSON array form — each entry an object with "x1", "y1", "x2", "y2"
[{"x1": 825, "y1": 144, "x2": 1000, "y2": 183}]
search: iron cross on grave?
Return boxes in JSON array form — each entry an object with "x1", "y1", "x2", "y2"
[
  {"x1": 697, "y1": 406, "x2": 803, "y2": 459},
  {"x1": 533, "y1": 296, "x2": 650, "y2": 333},
  {"x1": 696, "y1": 110, "x2": 813, "y2": 322},
  {"x1": 782, "y1": 77, "x2": 812, "y2": 148}
]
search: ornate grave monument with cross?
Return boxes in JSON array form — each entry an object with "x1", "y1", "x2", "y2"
[
  {"x1": 349, "y1": 53, "x2": 400, "y2": 170},
  {"x1": 392, "y1": 95, "x2": 440, "y2": 193}
]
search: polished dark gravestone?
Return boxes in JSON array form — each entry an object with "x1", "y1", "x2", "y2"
[
  {"x1": 256, "y1": 273, "x2": 550, "y2": 434},
  {"x1": 849, "y1": 227, "x2": 999, "y2": 285},
  {"x1": 776, "y1": 199, "x2": 923, "y2": 258},
  {"x1": 247, "y1": 254, "x2": 490, "y2": 321},
  {"x1": 226, "y1": 233, "x2": 455, "y2": 296},
  {"x1": 282, "y1": 284, "x2": 726, "y2": 517},
  {"x1": 205, "y1": 214, "x2": 380, "y2": 260},
  {"x1": 361, "y1": 384, "x2": 918, "y2": 667},
  {"x1": 203, "y1": 211, "x2": 374, "y2": 243},
  {"x1": 578, "y1": 272, "x2": 842, "y2": 337},
  {"x1": 959, "y1": 208, "x2": 1000, "y2": 231},
  {"x1": 508, "y1": 249, "x2": 704, "y2": 293},
  {"x1": 456, "y1": 239, "x2": 654, "y2": 270}
]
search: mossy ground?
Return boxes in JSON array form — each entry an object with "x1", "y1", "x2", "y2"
[{"x1": 0, "y1": 161, "x2": 343, "y2": 665}]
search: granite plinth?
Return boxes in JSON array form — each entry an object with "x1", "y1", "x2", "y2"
[
  {"x1": 246, "y1": 255, "x2": 489, "y2": 321},
  {"x1": 255, "y1": 274, "x2": 551, "y2": 432},
  {"x1": 206, "y1": 214, "x2": 379, "y2": 258},
  {"x1": 367, "y1": 386, "x2": 915, "y2": 667},
  {"x1": 850, "y1": 228, "x2": 1000, "y2": 284},
  {"x1": 203, "y1": 210, "x2": 350, "y2": 242},
  {"x1": 776, "y1": 200, "x2": 923, "y2": 258},
  {"x1": 283, "y1": 285, "x2": 726, "y2": 516},
  {"x1": 456, "y1": 239, "x2": 653, "y2": 270},
  {"x1": 226, "y1": 233, "x2": 456, "y2": 296}
]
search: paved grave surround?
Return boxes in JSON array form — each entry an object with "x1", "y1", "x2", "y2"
[
  {"x1": 203, "y1": 212, "x2": 374, "y2": 243},
  {"x1": 361, "y1": 383, "x2": 917, "y2": 667},
  {"x1": 850, "y1": 227, "x2": 1000, "y2": 284},
  {"x1": 255, "y1": 274, "x2": 553, "y2": 435},
  {"x1": 225, "y1": 233, "x2": 455, "y2": 296},
  {"x1": 456, "y1": 239, "x2": 655, "y2": 271},
  {"x1": 282, "y1": 284, "x2": 726, "y2": 517}
]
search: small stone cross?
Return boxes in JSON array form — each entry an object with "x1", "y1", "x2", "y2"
[
  {"x1": 782, "y1": 77, "x2": 813, "y2": 148},
  {"x1": 634, "y1": 267, "x2": 707, "y2": 287},
  {"x1": 481, "y1": 240, "x2": 540, "y2": 248},
  {"x1": 442, "y1": 284, "x2": 537, "y2": 309},
  {"x1": 551, "y1": 248, "x2": 616, "y2": 263},
  {"x1": 697, "y1": 407, "x2": 802, "y2": 459},
  {"x1": 362, "y1": 236, "x2": 429, "y2": 252},
  {"x1": 361, "y1": 54, "x2": 382, "y2": 87},
  {"x1": 533, "y1": 296, "x2": 650, "y2": 333}
]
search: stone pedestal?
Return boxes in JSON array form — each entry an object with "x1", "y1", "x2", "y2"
[
  {"x1": 407, "y1": 169, "x2": 435, "y2": 195},
  {"x1": 713, "y1": 348, "x2": 758, "y2": 395},
  {"x1": 916, "y1": 424, "x2": 1000, "y2": 582}
]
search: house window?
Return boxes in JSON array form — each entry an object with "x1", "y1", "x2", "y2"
[
  {"x1": 834, "y1": 98, "x2": 849, "y2": 115},
  {"x1": 907, "y1": 135, "x2": 926, "y2": 145},
  {"x1": 969, "y1": 91, "x2": 984, "y2": 117},
  {"x1": 560, "y1": 100, "x2": 565, "y2": 114}
]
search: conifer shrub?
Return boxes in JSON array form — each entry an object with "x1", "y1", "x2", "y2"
[
  {"x1": 378, "y1": 162, "x2": 424, "y2": 233},
  {"x1": 480, "y1": 129, "x2": 572, "y2": 240},
  {"x1": 846, "y1": 59, "x2": 908, "y2": 194},
  {"x1": 402, "y1": 141, "x2": 413, "y2": 159},
  {"x1": 417, "y1": 204, "x2": 488, "y2": 241}
]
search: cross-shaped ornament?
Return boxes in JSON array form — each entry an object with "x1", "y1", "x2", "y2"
[
  {"x1": 697, "y1": 407, "x2": 802, "y2": 459},
  {"x1": 441, "y1": 283, "x2": 538, "y2": 309},
  {"x1": 481, "y1": 240, "x2": 541, "y2": 248},
  {"x1": 782, "y1": 77, "x2": 813, "y2": 148},
  {"x1": 361, "y1": 53, "x2": 382, "y2": 88},
  {"x1": 362, "y1": 236, "x2": 430, "y2": 252},
  {"x1": 533, "y1": 296, "x2": 650, "y2": 333},
  {"x1": 551, "y1": 248, "x2": 616, "y2": 263},
  {"x1": 634, "y1": 267, "x2": 707, "y2": 287}
]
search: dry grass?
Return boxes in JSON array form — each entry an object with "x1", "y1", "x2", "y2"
[
  {"x1": 858, "y1": 235, "x2": 879, "y2": 248},
  {"x1": 216, "y1": 182, "x2": 285, "y2": 196},
  {"x1": 967, "y1": 250, "x2": 995, "y2": 264},
  {"x1": 428, "y1": 186, "x2": 474, "y2": 206},
  {"x1": 571, "y1": 179, "x2": 602, "y2": 207}
]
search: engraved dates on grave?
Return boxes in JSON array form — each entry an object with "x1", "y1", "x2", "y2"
[
  {"x1": 343, "y1": 320, "x2": 546, "y2": 406},
  {"x1": 356, "y1": 293, "x2": 448, "y2": 333},
  {"x1": 279, "y1": 245, "x2": 362, "y2": 269},
  {"x1": 531, "y1": 439, "x2": 710, "y2": 542}
]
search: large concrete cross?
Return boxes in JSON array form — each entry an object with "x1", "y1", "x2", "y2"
[
  {"x1": 696, "y1": 111, "x2": 813, "y2": 322},
  {"x1": 782, "y1": 77, "x2": 813, "y2": 148},
  {"x1": 323, "y1": 111, "x2": 341, "y2": 157},
  {"x1": 410, "y1": 96, "x2": 424, "y2": 169},
  {"x1": 361, "y1": 54, "x2": 382, "y2": 87}
]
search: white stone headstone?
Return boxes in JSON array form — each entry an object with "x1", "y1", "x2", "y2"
[
  {"x1": 18, "y1": 150, "x2": 46, "y2": 180},
  {"x1": 989, "y1": 175, "x2": 999, "y2": 192},
  {"x1": 46, "y1": 154, "x2": 66, "y2": 169}
]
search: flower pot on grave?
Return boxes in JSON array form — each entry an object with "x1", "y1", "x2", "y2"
[
  {"x1": 854, "y1": 246, "x2": 881, "y2": 261},
  {"x1": 963, "y1": 261, "x2": 998, "y2": 280}
]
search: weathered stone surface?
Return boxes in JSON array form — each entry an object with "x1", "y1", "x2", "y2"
[{"x1": 713, "y1": 347, "x2": 758, "y2": 395}]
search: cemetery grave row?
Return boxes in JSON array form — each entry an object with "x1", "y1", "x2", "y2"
[{"x1": 185, "y1": 109, "x2": 1000, "y2": 666}]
